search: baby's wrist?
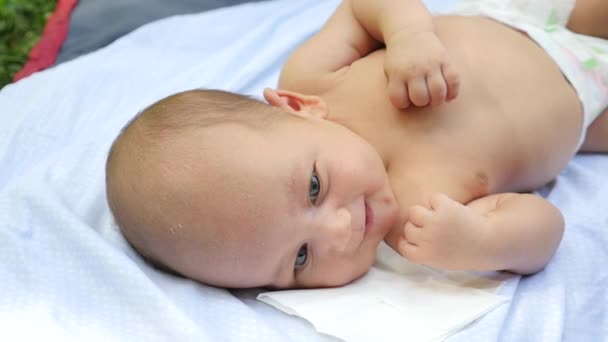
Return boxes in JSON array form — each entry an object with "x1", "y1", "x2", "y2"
[{"x1": 385, "y1": 28, "x2": 435, "y2": 48}]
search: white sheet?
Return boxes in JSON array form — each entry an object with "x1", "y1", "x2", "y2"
[
  {"x1": 1, "y1": 0, "x2": 606, "y2": 340},
  {"x1": 259, "y1": 243, "x2": 507, "y2": 342}
]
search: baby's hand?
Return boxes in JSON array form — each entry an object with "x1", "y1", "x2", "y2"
[
  {"x1": 384, "y1": 31, "x2": 460, "y2": 109},
  {"x1": 398, "y1": 193, "x2": 487, "y2": 271}
]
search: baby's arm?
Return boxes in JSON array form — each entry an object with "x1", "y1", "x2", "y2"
[
  {"x1": 279, "y1": 0, "x2": 459, "y2": 107},
  {"x1": 397, "y1": 193, "x2": 564, "y2": 274},
  {"x1": 279, "y1": 0, "x2": 379, "y2": 94},
  {"x1": 351, "y1": 0, "x2": 459, "y2": 108}
]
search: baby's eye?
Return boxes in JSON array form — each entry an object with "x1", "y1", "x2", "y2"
[
  {"x1": 309, "y1": 171, "x2": 321, "y2": 203},
  {"x1": 294, "y1": 244, "x2": 308, "y2": 269}
]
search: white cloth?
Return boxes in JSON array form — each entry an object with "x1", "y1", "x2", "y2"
[
  {"x1": 1, "y1": 0, "x2": 607, "y2": 341},
  {"x1": 259, "y1": 244, "x2": 507, "y2": 342}
]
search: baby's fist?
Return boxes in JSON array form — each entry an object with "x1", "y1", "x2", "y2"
[
  {"x1": 384, "y1": 31, "x2": 460, "y2": 109},
  {"x1": 398, "y1": 193, "x2": 486, "y2": 270}
]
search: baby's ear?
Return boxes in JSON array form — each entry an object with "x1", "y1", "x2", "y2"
[{"x1": 263, "y1": 88, "x2": 328, "y2": 119}]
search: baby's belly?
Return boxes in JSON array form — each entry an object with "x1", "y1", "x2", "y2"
[{"x1": 433, "y1": 16, "x2": 583, "y2": 189}]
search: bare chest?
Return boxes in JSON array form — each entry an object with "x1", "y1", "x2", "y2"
[{"x1": 322, "y1": 16, "x2": 584, "y2": 197}]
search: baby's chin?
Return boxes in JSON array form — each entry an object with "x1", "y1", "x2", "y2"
[
  {"x1": 345, "y1": 241, "x2": 383, "y2": 284},
  {"x1": 343, "y1": 258, "x2": 377, "y2": 287}
]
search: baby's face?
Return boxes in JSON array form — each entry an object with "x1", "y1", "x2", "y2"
[{"x1": 174, "y1": 112, "x2": 400, "y2": 289}]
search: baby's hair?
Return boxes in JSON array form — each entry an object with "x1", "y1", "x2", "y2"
[
  {"x1": 105, "y1": 89, "x2": 293, "y2": 271},
  {"x1": 131, "y1": 89, "x2": 286, "y2": 135},
  {"x1": 106, "y1": 88, "x2": 287, "y2": 193},
  {"x1": 106, "y1": 88, "x2": 282, "y2": 201}
]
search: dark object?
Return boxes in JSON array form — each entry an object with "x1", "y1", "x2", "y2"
[{"x1": 56, "y1": 0, "x2": 266, "y2": 64}]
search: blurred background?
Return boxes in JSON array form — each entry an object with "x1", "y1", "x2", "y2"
[
  {"x1": 0, "y1": 0, "x2": 56, "y2": 88},
  {"x1": 0, "y1": 0, "x2": 266, "y2": 89}
]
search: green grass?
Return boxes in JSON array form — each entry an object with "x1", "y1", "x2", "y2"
[{"x1": 0, "y1": 0, "x2": 57, "y2": 88}]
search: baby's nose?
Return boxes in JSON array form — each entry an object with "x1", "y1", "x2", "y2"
[{"x1": 320, "y1": 207, "x2": 352, "y2": 253}]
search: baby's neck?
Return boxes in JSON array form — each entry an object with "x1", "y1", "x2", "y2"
[{"x1": 326, "y1": 111, "x2": 396, "y2": 170}]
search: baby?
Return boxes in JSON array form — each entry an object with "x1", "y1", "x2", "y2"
[{"x1": 106, "y1": 0, "x2": 608, "y2": 289}]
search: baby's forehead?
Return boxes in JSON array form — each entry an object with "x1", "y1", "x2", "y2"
[{"x1": 165, "y1": 120, "x2": 310, "y2": 208}]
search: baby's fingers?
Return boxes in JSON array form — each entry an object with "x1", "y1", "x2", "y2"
[
  {"x1": 408, "y1": 204, "x2": 432, "y2": 227},
  {"x1": 442, "y1": 63, "x2": 460, "y2": 102},
  {"x1": 398, "y1": 238, "x2": 420, "y2": 262},
  {"x1": 404, "y1": 221, "x2": 423, "y2": 244},
  {"x1": 388, "y1": 78, "x2": 410, "y2": 109},
  {"x1": 428, "y1": 192, "x2": 457, "y2": 211},
  {"x1": 408, "y1": 77, "x2": 430, "y2": 107},
  {"x1": 427, "y1": 68, "x2": 448, "y2": 106}
]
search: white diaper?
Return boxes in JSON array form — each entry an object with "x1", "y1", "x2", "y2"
[{"x1": 452, "y1": 0, "x2": 608, "y2": 149}]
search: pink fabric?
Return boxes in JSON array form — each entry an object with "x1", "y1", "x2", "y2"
[{"x1": 13, "y1": 0, "x2": 79, "y2": 81}]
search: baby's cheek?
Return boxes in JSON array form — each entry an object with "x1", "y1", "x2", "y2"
[
  {"x1": 352, "y1": 253, "x2": 376, "y2": 282},
  {"x1": 360, "y1": 242, "x2": 380, "y2": 271},
  {"x1": 320, "y1": 255, "x2": 374, "y2": 287}
]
